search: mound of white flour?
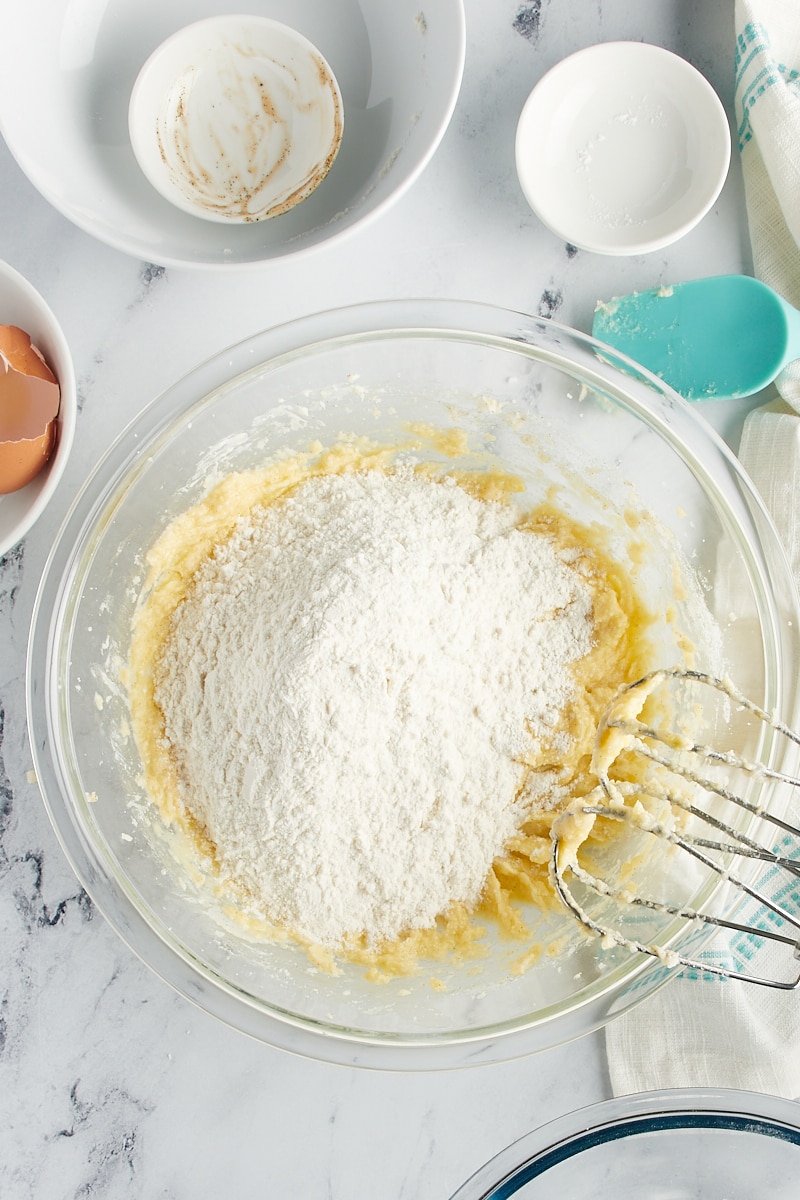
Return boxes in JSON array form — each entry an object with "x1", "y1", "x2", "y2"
[{"x1": 154, "y1": 469, "x2": 594, "y2": 947}]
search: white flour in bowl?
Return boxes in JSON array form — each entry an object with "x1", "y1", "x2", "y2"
[{"x1": 154, "y1": 467, "x2": 595, "y2": 948}]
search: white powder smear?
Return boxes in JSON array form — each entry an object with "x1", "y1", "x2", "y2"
[{"x1": 155, "y1": 469, "x2": 595, "y2": 948}]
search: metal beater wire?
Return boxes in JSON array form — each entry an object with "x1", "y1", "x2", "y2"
[{"x1": 551, "y1": 669, "x2": 800, "y2": 988}]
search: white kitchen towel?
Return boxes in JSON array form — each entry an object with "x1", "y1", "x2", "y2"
[
  {"x1": 736, "y1": 0, "x2": 800, "y2": 408},
  {"x1": 606, "y1": 0, "x2": 800, "y2": 1101}
]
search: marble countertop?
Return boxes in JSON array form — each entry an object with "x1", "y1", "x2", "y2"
[{"x1": 0, "y1": 2, "x2": 767, "y2": 1197}]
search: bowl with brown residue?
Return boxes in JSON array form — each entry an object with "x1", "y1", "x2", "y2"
[
  {"x1": 27, "y1": 300, "x2": 800, "y2": 1068},
  {"x1": 129, "y1": 16, "x2": 344, "y2": 224}
]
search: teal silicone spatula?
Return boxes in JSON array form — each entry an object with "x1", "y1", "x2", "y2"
[{"x1": 591, "y1": 274, "x2": 800, "y2": 400}]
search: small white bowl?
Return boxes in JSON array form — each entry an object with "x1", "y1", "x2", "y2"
[
  {"x1": 515, "y1": 41, "x2": 731, "y2": 255},
  {"x1": 0, "y1": 261, "x2": 76, "y2": 557},
  {"x1": 129, "y1": 15, "x2": 344, "y2": 224}
]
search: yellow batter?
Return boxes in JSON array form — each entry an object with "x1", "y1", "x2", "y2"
[{"x1": 128, "y1": 433, "x2": 674, "y2": 978}]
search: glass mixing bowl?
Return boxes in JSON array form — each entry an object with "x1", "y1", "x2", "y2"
[
  {"x1": 27, "y1": 300, "x2": 800, "y2": 1069},
  {"x1": 448, "y1": 1088, "x2": 800, "y2": 1198}
]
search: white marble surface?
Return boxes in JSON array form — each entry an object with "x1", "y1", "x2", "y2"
[{"x1": 0, "y1": 2, "x2": 769, "y2": 1197}]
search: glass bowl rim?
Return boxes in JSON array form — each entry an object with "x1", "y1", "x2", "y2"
[{"x1": 448, "y1": 1086, "x2": 800, "y2": 1198}]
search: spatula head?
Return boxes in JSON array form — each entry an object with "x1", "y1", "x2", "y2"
[{"x1": 592, "y1": 275, "x2": 794, "y2": 400}]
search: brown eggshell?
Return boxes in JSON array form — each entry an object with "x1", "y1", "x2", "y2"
[
  {"x1": 0, "y1": 324, "x2": 61, "y2": 494},
  {"x1": 0, "y1": 422, "x2": 58, "y2": 494},
  {"x1": 0, "y1": 324, "x2": 58, "y2": 383}
]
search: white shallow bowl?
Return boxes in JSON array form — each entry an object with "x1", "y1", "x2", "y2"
[
  {"x1": 129, "y1": 16, "x2": 344, "y2": 224},
  {"x1": 515, "y1": 41, "x2": 731, "y2": 255},
  {"x1": 450, "y1": 1089, "x2": 800, "y2": 1198},
  {"x1": 0, "y1": 261, "x2": 76, "y2": 557},
  {"x1": 0, "y1": 0, "x2": 465, "y2": 268}
]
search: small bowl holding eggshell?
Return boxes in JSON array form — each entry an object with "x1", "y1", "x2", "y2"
[{"x1": 0, "y1": 260, "x2": 76, "y2": 557}]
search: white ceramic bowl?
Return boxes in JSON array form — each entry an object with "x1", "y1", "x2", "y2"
[
  {"x1": 129, "y1": 16, "x2": 344, "y2": 224},
  {"x1": 27, "y1": 301, "x2": 800, "y2": 1069},
  {"x1": 515, "y1": 42, "x2": 731, "y2": 255},
  {"x1": 0, "y1": 261, "x2": 76, "y2": 557},
  {"x1": 0, "y1": 0, "x2": 465, "y2": 268}
]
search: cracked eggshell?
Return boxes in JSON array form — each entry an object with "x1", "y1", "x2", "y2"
[
  {"x1": 129, "y1": 15, "x2": 344, "y2": 224},
  {"x1": 0, "y1": 325, "x2": 61, "y2": 494}
]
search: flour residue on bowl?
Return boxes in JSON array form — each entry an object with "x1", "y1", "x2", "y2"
[{"x1": 128, "y1": 434, "x2": 682, "y2": 975}]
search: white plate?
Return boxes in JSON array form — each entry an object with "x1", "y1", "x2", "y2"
[
  {"x1": 0, "y1": 0, "x2": 465, "y2": 269},
  {"x1": 515, "y1": 41, "x2": 731, "y2": 256}
]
